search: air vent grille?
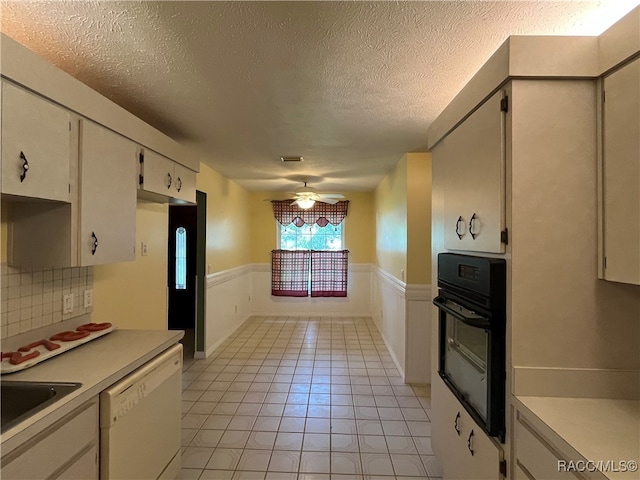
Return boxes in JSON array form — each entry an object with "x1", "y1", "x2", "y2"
[{"x1": 280, "y1": 156, "x2": 304, "y2": 162}]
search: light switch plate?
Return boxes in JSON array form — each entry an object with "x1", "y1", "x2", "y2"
[
  {"x1": 63, "y1": 294, "x2": 73, "y2": 314},
  {"x1": 141, "y1": 242, "x2": 148, "y2": 256}
]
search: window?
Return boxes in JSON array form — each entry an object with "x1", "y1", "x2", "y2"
[
  {"x1": 279, "y1": 222, "x2": 344, "y2": 251},
  {"x1": 271, "y1": 200, "x2": 350, "y2": 297},
  {"x1": 175, "y1": 227, "x2": 187, "y2": 290}
]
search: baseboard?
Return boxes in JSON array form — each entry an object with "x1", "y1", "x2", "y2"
[{"x1": 378, "y1": 328, "x2": 406, "y2": 381}]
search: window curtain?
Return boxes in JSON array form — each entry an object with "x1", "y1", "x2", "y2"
[
  {"x1": 310, "y1": 250, "x2": 349, "y2": 297},
  {"x1": 271, "y1": 250, "x2": 311, "y2": 297},
  {"x1": 272, "y1": 200, "x2": 349, "y2": 227},
  {"x1": 271, "y1": 249, "x2": 350, "y2": 297}
]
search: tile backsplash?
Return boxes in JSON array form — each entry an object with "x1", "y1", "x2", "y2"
[{"x1": 0, "y1": 263, "x2": 93, "y2": 339}]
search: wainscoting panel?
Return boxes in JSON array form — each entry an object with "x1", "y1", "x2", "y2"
[
  {"x1": 200, "y1": 265, "x2": 252, "y2": 358},
  {"x1": 250, "y1": 263, "x2": 372, "y2": 317}
]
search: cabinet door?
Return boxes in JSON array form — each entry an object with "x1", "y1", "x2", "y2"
[
  {"x1": 79, "y1": 120, "x2": 137, "y2": 265},
  {"x1": 602, "y1": 57, "x2": 640, "y2": 284},
  {"x1": 1, "y1": 400, "x2": 98, "y2": 479},
  {"x1": 173, "y1": 162, "x2": 196, "y2": 203},
  {"x1": 431, "y1": 377, "x2": 503, "y2": 480},
  {"x1": 140, "y1": 149, "x2": 175, "y2": 197},
  {"x1": 1, "y1": 81, "x2": 71, "y2": 202},
  {"x1": 442, "y1": 90, "x2": 506, "y2": 253}
]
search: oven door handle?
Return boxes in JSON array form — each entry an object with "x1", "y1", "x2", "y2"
[{"x1": 433, "y1": 296, "x2": 491, "y2": 329}]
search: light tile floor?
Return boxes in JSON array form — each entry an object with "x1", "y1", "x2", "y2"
[{"x1": 178, "y1": 316, "x2": 442, "y2": 480}]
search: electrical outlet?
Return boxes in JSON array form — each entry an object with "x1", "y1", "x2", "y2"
[
  {"x1": 63, "y1": 294, "x2": 73, "y2": 314},
  {"x1": 84, "y1": 289, "x2": 93, "y2": 308},
  {"x1": 140, "y1": 242, "x2": 148, "y2": 256}
]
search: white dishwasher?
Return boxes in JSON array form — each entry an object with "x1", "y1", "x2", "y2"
[{"x1": 100, "y1": 343, "x2": 182, "y2": 480}]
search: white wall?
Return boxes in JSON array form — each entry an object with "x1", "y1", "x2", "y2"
[{"x1": 250, "y1": 263, "x2": 372, "y2": 317}]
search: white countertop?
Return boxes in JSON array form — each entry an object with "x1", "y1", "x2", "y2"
[
  {"x1": 1, "y1": 328, "x2": 183, "y2": 454},
  {"x1": 516, "y1": 395, "x2": 640, "y2": 480}
]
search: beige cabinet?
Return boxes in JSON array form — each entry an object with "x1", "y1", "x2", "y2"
[
  {"x1": 79, "y1": 120, "x2": 137, "y2": 265},
  {"x1": 440, "y1": 90, "x2": 507, "y2": 254},
  {"x1": 0, "y1": 399, "x2": 99, "y2": 479},
  {"x1": 600, "y1": 57, "x2": 640, "y2": 285},
  {"x1": 1, "y1": 81, "x2": 71, "y2": 202},
  {"x1": 139, "y1": 149, "x2": 196, "y2": 203},
  {"x1": 6, "y1": 119, "x2": 137, "y2": 268},
  {"x1": 432, "y1": 377, "x2": 504, "y2": 479}
]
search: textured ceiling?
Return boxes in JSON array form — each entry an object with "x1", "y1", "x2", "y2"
[{"x1": 1, "y1": 1, "x2": 637, "y2": 192}]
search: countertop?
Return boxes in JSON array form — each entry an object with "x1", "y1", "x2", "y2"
[
  {"x1": 516, "y1": 395, "x2": 640, "y2": 480},
  {"x1": 0, "y1": 328, "x2": 183, "y2": 455}
]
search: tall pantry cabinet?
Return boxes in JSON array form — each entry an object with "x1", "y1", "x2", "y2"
[{"x1": 428, "y1": 35, "x2": 600, "y2": 479}]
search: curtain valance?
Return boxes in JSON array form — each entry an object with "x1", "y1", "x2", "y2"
[{"x1": 272, "y1": 200, "x2": 349, "y2": 227}]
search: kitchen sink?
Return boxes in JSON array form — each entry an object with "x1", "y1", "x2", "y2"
[{"x1": 1, "y1": 381, "x2": 82, "y2": 433}]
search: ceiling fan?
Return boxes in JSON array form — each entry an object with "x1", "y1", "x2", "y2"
[{"x1": 289, "y1": 182, "x2": 345, "y2": 209}]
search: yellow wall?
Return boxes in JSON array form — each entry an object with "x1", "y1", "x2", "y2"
[
  {"x1": 374, "y1": 153, "x2": 432, "y2": 284},
  {"x1": 93, "y1": 201, "x2": 168, "y2": 329},
  {"x1": 406, "y1": 153, "x2": 432, "y2": 284},
  {"x1": 196, "y1": 163, "x2": 251, "y2": 273},
  {"x1": 248, "y1": 191, "x2": 375, "y2": 264},
  {"x1": 375, "y1": 156, "x2": 408, "y2": 281}
]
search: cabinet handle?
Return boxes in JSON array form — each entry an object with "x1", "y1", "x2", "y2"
[
  {"x1": 91, "y1": 232, "x2": 99, "y2": 256},
  {"x1": 469, "y1": 212, "x2": 478, "y2": 240},
  {"x1": 175, "y1": 176, "x2": 182, "y2": 192},
  {"x1": 19, "y1": 151, "x2": 29, "y2": 182},
  {"x1": 455, "y1": 216, "x2": 464, "y2": 239},
  {"x1": 166, "y1": 172, "x2": 172, "y2": 189},
  {"x1": 454, "y1": 411, "x2": 461, "y2": 435},
  {"x1": 467, "y1": 429, "x2": 474, "y2": 456}
]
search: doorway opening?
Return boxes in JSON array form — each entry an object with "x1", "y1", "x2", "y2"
[{"x1": 168, "y1": 191, "x2": 206, "y2": 363}]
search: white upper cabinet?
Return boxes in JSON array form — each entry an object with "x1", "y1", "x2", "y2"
[
  {"x1": 601, "y1": 57, "x2": 640, "y2": 285},
  {"x1": 139, "y1": 149, "x2": 196, "y2": 204},
  {"x1": 440, "y1": 90, "x2": 507, "y2": 253},
  {"x1": 79, "y1": 120, "x2": 137, "y2": 265},
  {"x1": 1, "y1": 81, "x2": 71, "y2": 202}
]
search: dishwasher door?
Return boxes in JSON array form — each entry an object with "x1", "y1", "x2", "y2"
[{"x1": 100, "y1": 343, "x2": 182, "y2": 480}]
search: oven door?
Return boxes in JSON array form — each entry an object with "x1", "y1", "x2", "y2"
[{"x1": 434, "y1": 294, "x2": 505, "y2": 440}]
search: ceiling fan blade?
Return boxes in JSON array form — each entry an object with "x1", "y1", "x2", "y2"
[
  {"x1": 318, "y1": 198, "x2": 340, "y2": 204},
  {"x1": 317, "y1": 193, "x2": 345, "y2": 199}
]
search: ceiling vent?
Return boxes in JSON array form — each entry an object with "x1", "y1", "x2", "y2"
[{"x1": 280, "y1": 156, "x2": 304, "y2": 162}]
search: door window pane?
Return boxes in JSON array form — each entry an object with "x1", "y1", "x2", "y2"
[{"x1": 176, "y1": 227, "x2": 187, "y2": 290}]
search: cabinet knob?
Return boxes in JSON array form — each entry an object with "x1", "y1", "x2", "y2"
[
  {"x1": 469, "y1": 213, "x2": 479, "y2": 240},
  {"x1": 166, "y1": 172, "x2": 173, "y2": 189},
  {"x1": 175, "y1": 176, "x2": 182, "y2": 192},
  {"x1": 91, "y1": 231, "x2": 99, "y2": 256},
  {"x1": 456, "y1": 216, "x2": 465, "y2": 239},
  {"x1": 454, "y1": 411, "x2": 461, "y2": 435},
  {"x1": 467, "y1": 429, "x2": 474, "y2": 456},
  {"x1": 19, "y1": 151, "x2": 29, "y2": 183}
]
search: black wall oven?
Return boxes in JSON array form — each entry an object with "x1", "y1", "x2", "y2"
[{"x1": 433, "y1": 253, "x2": 506, "y2": 441}]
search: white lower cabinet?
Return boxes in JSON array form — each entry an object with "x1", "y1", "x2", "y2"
[
  {"x1": 0, "y1": 399, "x2": 99, "y2": 480},
  {"x1": 432, "y1": 377, "x2": 504, "y2": 479},
  {"x1": 513, "y1": 407, "x2": 588, "y2": 480}
]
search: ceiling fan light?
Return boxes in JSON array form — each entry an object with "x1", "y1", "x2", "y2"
[{"x1": 296, "y1": 198, "x2": 315, "y2": 209}]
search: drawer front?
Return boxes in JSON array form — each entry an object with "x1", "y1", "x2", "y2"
[
  {"x1": 515, "y1": 412, "x2": 581, "y2": 480},
  {"x1": 1, "y1": 401, "x2": 98, "y2": 479}
]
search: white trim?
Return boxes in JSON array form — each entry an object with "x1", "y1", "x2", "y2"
[
  {"x1": 405, "y1": 284, "x2": 432, "y2": 301},
  {"x1": 374, "y1": 265, "x2": 407, "y2": 296},
  {"x1": 206, "y1": 264, "x2": 252, "y2": 287},
  {"x1": 379, "y1": 332, "x2": 405, "y2": 380}
]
